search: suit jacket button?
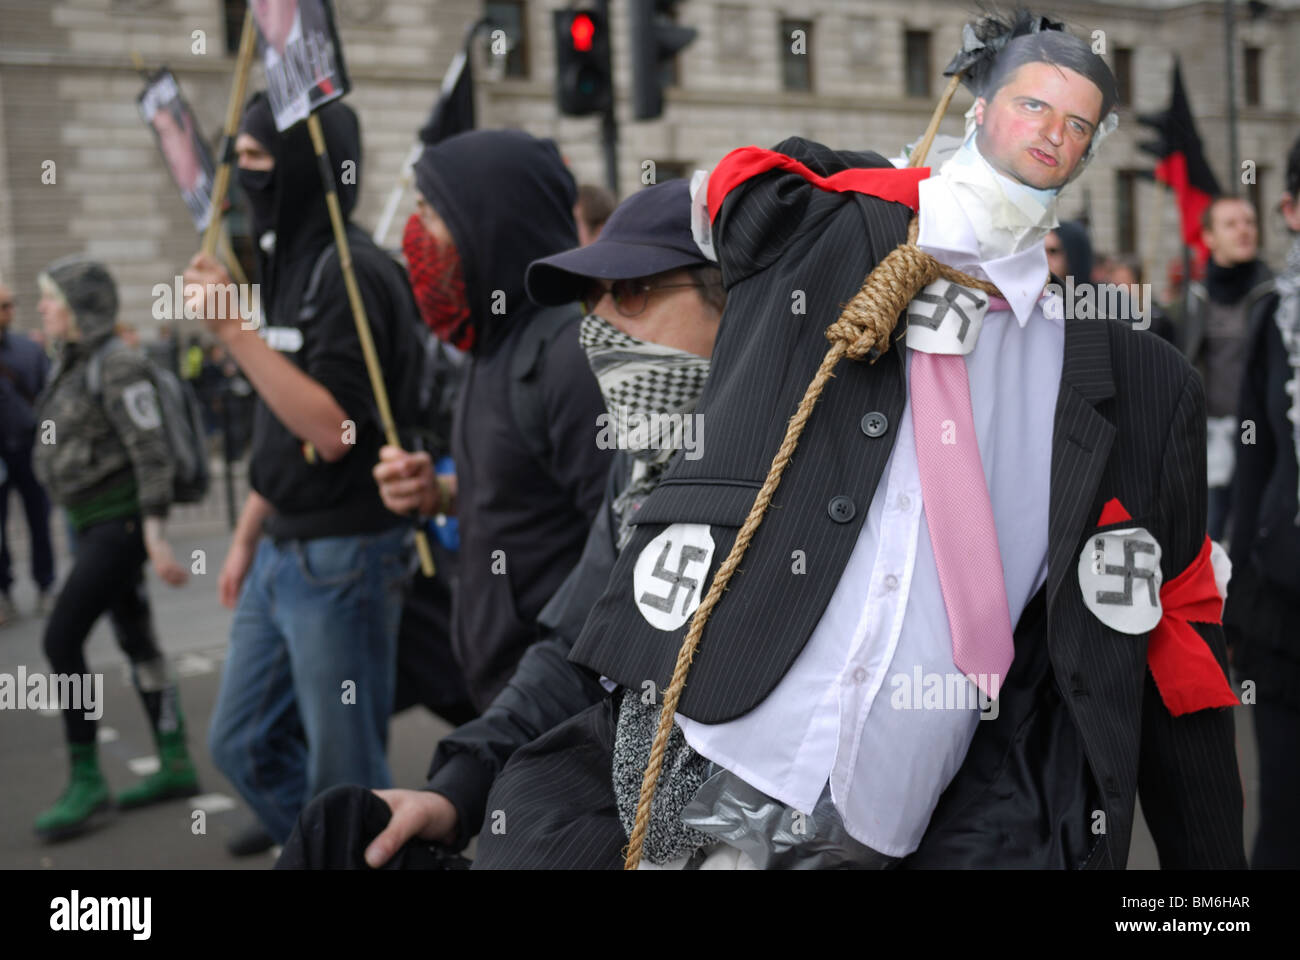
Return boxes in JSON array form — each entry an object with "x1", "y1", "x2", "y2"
[
  {"x1": 861, "y1": 411, "x2": 889, "y2": 438},
  {"x1": 828, "y1": 496, "x2": 856, "y2": 523}
]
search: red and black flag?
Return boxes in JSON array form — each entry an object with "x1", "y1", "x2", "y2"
[{"x1": 1138, "y1": 60, "x2": 1222, "y2": 263}]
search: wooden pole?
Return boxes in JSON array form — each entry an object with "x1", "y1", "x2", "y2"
[
  {"x1": 216, "y1": 224, "x2": 248, "y2": 286},
  {"x1": 306, "y1": 113, "x2": 436, "y2": 578},
  {"x1": 201, "y1": 10, "x2": 258, "y2": 258},
  {"x1": 909, "y1": 72, "x2": 963, "y2": 169}
]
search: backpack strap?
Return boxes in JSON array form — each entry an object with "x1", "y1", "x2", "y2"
[
  {"x1": 298, "y1": 245, "x2": 340, "y2": 322},
  {"x1": 84, "y1": 336, "x2": 130, "y2": 397},
  {"x1": 509, "y1": 303, "x2": 582, "y2": 464}
]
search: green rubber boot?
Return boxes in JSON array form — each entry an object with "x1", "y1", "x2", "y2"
[
  {"x1": 117, "y1": 728, "x2": 199, "y2": 809},
  {"x1": 34, "y1": 743, "x2": 112, "y2": 842}
]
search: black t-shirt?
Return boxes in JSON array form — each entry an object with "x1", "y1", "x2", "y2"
[{"x1": 250, "y1": 230, "x2": 421, "y2": 540}]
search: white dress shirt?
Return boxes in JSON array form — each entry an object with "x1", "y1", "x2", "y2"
[{"x1": 676, "y1": 172, "x2": 1066, "y2": 857}]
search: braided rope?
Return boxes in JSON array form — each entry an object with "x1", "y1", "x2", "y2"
[{"x1": 622, "y1": 214, "x2": 1007, "y2": 870}]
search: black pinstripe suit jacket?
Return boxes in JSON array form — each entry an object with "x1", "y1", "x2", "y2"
[{"x1": 568, "y1": 137, "x2": 1245, "y2": 868}]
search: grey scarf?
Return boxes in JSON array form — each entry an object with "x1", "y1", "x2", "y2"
[
  {"x1": 1274, "y1": 235, "x2": 1300, "y2": 522},
  {"x1": 578, "y1": 312, "x2": 716, "y2": 864}
]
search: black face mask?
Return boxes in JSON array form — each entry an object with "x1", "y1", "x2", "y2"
[{"x1": 237, "y1": 166, "x2": 277, "y2": 240}]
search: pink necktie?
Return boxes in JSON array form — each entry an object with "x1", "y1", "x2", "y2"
[{"x1": 908, "y1": 293, "x2": 1014, "y2": 700}]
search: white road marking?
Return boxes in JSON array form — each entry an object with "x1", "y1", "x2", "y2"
[
  {"x1": 188, "y1": 793, "x2": 237, "y2": 813},
  {"x1": 127, "y1": 756, "x2": 160, "y2": 776},
  {"x1": 175, "y1": 654, "x2": 213, "y2": 677}
]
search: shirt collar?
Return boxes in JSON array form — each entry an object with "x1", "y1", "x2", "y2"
[{"x1": 916, "y1": 174, "x2": 1051, "y2": 329}]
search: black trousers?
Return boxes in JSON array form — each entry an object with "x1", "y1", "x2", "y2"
[
  {"x1": 1226, "y1": 573, "x2": 1300, "y2": 868},
  {"x1": 276, "y1": 785, "x2": 470, "y2": 870},
  {"x1": 42, "y1": 515, "x2": 163, "y2": 744},
  {"x1": 1251, "y1": 701, "x2": 1300, "y2": 869},
  {"x1": 0, "y1": 443, "x2": 54, "y2": 594}
]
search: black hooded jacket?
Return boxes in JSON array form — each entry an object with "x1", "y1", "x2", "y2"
[
  {"x1": 241, "y1": 94, "x2": 422, "y2": 539},
  {"x1": 413, "y1": 130, "x2": 613, "y2": 709}
]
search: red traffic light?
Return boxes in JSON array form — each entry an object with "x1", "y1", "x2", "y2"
[{"x1": 570, "y1": 13, "x2": 595, "y2": 51}]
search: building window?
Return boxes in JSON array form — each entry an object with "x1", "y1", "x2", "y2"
[
  {"x1": 223, "y1": 0, "x2": 247, "y2": 55},
  {"x1": 847, "y1": 17, "x2": 877, "y2": 68},
  {"x1": 905, "y1": 30, "x2": 931, "y2": 98},
  {"x1": 1113, "y1": 47, "x2": 1133, "y2": 107},
  {"x1": 781, "y1": 18, "x2": 813, "y2": 92},
  {"x1": 1244, "y1": 46, "x2": 1262, "y2": 106},
  {"x1": 717, "y1": 5, "x2": 748, "y2": 60},
  {"x1": 1117, "y1": 170, "x2": 1139, "y2": 254},
  {"x1": 486, "y1": 1, "x2": 529, "y2": 79}
]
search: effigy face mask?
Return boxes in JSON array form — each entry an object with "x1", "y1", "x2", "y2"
[{"x1": 938, "y1": 121, "x2": 1061, "y2": 261}]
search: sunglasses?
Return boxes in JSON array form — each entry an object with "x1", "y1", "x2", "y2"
[
  {"x1": 0, "y1": 300, "x2": 14, "y2": 310},
  {"x1": 583, "y1": 277, "x2": 716, "y2": 318}
]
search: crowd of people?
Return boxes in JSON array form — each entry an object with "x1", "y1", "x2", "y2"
[{"x1": 2, "y1": 7, "x2": 1297, "y2": 870}]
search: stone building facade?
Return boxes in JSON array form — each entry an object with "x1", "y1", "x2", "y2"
[{"x1": 1, "y1": 0, "x2": 1298, "y2": 335}]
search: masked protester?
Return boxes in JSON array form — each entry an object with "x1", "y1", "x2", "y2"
[
  {"x1": 1223, "y1": 132, "x2": 1300, "y2": 869},
  {"x1": 183, "y1": 93, "x2": 424, "y2": 856},
  {"x1": 277, "y1": 179, "x2": 727, "y2": 869},
  {"x1": 371, "y1": 130, "x2": 613, "y2": 712},
  {"x1": 30, "y1": 257, "x2": 197, "y2": 841},
  {"x1": 467, "y1": 12, "x2": 1244, "y2": 870}
]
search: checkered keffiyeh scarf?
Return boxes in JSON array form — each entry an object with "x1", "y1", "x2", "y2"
[{"x1": 579, "y1": 312, "x2": 711, "y2": 469}]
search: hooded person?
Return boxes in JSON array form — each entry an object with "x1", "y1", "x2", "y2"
[
  {"x1": 30, "y1": 256, "x2": 198, "y2": 841},
  {"x1": 371, "y1": 129, "x2": 614, "y2": 711},
  {"x1": 469, "y1": 12, "x2": 1245, "y2": 870},
  {"x1": 275, "y1": 179, "x2": 729, "y2": 870},
  {"x1": 184, "y1": 93, "x2": 425, "y2": 855}
]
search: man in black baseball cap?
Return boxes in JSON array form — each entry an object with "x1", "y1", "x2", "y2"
[{"x1": 282, "y1": 178, "x2": 728, "y2": 868}]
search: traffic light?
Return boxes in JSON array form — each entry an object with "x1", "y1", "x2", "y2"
[
  {"x1": 554, "y1": 7, "x2": 611, "y2": 116},
  {"x1": 629, "y1": 0, "x2": 697, "y2": 120}
]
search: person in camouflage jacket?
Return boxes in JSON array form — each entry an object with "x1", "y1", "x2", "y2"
[{"x1": 30, "y1": 256, "x2": 200, "y2": 841}]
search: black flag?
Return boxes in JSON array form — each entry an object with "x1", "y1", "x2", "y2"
[
  {"x1": 1137, "y1": 60, "x2": 1222, "y2": 262},
  {"x1": 419, "y1": 32, "x2": 477, "y2": 145}
]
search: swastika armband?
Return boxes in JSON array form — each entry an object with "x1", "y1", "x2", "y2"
[
  {"x1": 904, "y1": 279, "x2": 989, "y2": 355},
  {"x1": 1081, "y1": 497, "x2": 1237, "y2": 716},
  {"x1": 633, "y1": 523, "x2": 716, "y2": 632}
]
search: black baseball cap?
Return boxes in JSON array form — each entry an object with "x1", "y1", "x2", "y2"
[{"x1": 526, "y1": 179, "x2": 706, "y2": 306}]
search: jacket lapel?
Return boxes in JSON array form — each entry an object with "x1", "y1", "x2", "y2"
[{"x1": 1046, "y1": 317, "x2": 1116, "y2": 614}]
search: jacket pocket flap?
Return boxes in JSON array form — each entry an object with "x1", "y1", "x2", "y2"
[{"x1": 633, "y1": 477, "x2": 762, "y2": 528}]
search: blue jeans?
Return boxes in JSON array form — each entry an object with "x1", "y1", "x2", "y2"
[
  {"x1": 0, "y1": 444, "x2": 54, "y2": 594},
  {"x1": 208, "y1": 525, "x2": 410, "y2": 843}
]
